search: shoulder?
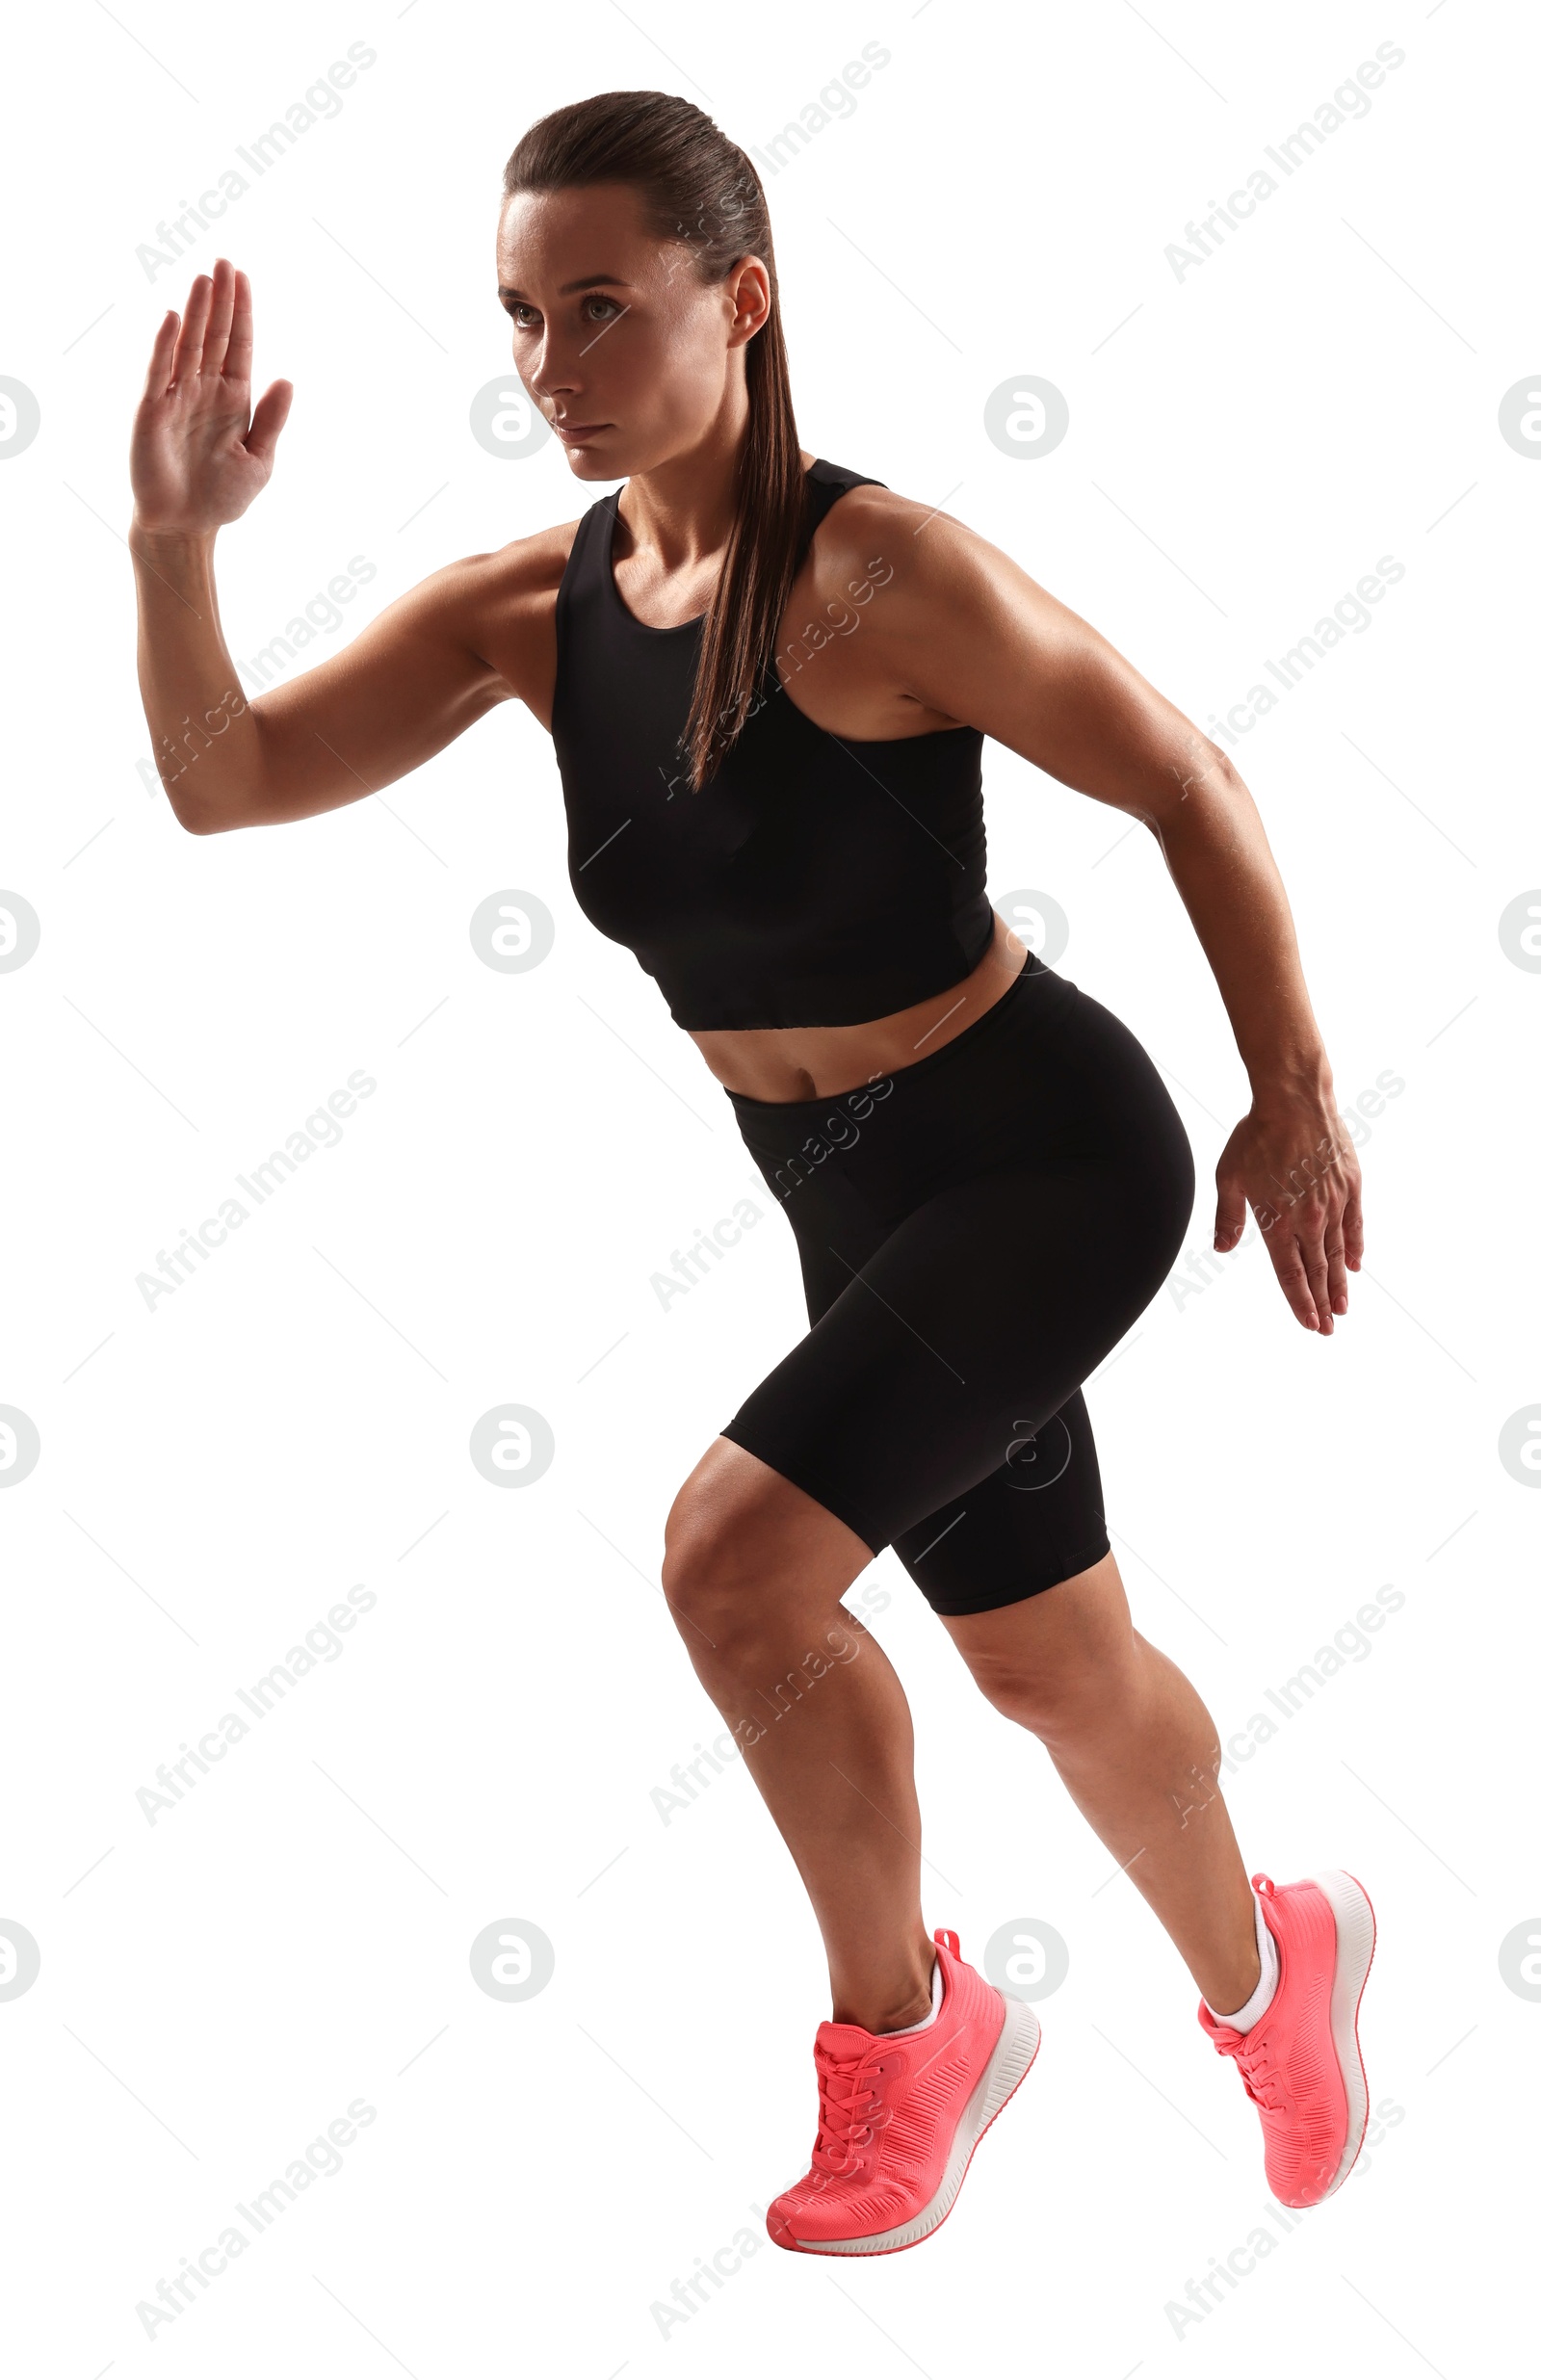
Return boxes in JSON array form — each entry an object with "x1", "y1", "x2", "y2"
[
  {"x1": 389, "y1": 513, "x2": 590, "y2": 707},
  {"x1": 806, "y1": 480, "x2": 1021, "y2": 622},
  {"x1": 796, "y1": 480, "x2": 1051, "y2": 708},
  {"x1": 446, "y1": 513, "x2": 588, "y2": 630}
]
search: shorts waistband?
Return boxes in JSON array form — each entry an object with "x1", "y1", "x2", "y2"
[{"x1": 722, "y1": 949, "x2": 1065, "y2": 1127}]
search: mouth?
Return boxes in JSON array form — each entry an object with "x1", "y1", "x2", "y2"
[{"x1": 552, "y1": 420, "x2": 610, "y2": 443}]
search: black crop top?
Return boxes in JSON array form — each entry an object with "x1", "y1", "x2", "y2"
[{"x1": 550, "y1": 457, "x2": 993, "y2": 1031}]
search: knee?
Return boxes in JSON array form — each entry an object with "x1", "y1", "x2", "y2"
[
  {"x1": 660, "y1": 1477, "x2": 868, "y2": 1701},
  {"x1": 969, "y1": 1633, "x2": 1141, "y2": 1743},
  {"x1": 660, "y1": 1479, "x2": 764, "y2": 1652}
]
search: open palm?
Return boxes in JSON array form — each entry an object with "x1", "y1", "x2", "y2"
[{"x1": 131, "y1": 257, "x2": 292, "y2": 534}]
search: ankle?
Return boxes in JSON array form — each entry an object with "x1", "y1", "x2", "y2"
[
  {"x1": 1201, "y1": 1941, "x2": 1261, "y2": 2015},
  {"x1": 832, "y1": 1952, "x2": 935, "y2": 2034},
  {"x1": 1202, "y1": 1886, "x2": 1280, "y2": 2030}
]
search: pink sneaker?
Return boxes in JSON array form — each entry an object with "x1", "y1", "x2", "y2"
[
  {"x1": 767, "y1": 1927, "x2": 1040, "y2": 2256},
  {"x1": 1199, "y1": 1870, "x2": 1375, "y2": 2209}
]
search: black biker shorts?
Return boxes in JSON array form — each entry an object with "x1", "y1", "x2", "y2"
[{"x1": 719, "y1": 952, "x2": 1195, "y2": 1616}]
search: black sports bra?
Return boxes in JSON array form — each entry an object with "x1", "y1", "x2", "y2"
[{"x1": 550, "y1": 458, "x2": 993, "y2": 1031}]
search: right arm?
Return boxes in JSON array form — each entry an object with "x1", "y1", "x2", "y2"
[{"x1": 131, "y1": 258, "x2": 556, "y2": 833}]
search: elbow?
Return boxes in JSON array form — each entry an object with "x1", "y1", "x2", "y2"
[
  {"x1": 158, "y1": 692, "x2": 265, "y2": 833},
  {"x1": 1150, "y1": 741, "x2": 1244, "y2": 842},
  {"x1": 167, "y1": 792, "x2": 220, "y2": 834},
  {"x1": 165, "y1": 773, "x2": 263, "y2": 833},
  {"x1": 1175, "y1": 738, "x2": 1241, "y2": 806}
]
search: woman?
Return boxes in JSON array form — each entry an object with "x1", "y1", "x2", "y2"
[{"x1": 130, "y1": 91, "x2": 1374, "y2": 2260}]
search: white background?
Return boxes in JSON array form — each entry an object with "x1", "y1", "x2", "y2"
[{"x1": 1, "y1": 1, "x2": 1535, "y2": 2372}]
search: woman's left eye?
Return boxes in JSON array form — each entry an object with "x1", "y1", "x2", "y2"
[{"x1": 509, "y1": 296, "x2": 618, "y2": 328}]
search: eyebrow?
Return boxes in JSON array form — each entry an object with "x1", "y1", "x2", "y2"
[{"x1": 498, "y1": 275, "x2": 632, "y2": 302}]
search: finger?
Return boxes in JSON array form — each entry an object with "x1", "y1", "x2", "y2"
[
  {"x1": 1294, "y1": 1199, "x2": 1334, "y2": 1332},
  {"x1": 1214, "y1": 1172, "x2": 1248, "y2": 1252},
  {"x1": 143, "y1": 308, "x2": 180, "y2": 396},
  {"x1": 1324, "y1": 1214, "x2": 1349, "y2": 1319},
  {"x1": 246, "y1": 379, "x2": 295, "y2": 466},
  {"x1": 1341, "y1": 1174, "x2": 1365, "y2": 1271},
  {"x1": 224, "y1": 269, "x2": 254, "y2": 386},
  {"x1": 1263, "y1": 1219, "x2": 1321, "y2": 1331},
  {"x1": 202, "y1": 256, "x2": 236, "y2": 379},
  {"x1": 170, "y1": 272, "x2": 213, "y2": 385}
]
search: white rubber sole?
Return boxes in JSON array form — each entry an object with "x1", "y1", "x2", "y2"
[
  {"x1": 789, "y1": 1992, "x2": 1042, "y2": 2255},
  {"x1": 1309, "y1": 1868, "x2": 1376, "y2": 2199}
]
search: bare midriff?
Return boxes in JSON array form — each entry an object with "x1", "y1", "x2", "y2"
[{"x1": 689, "y1": 910, "x2": 1030, "y2": 1102}]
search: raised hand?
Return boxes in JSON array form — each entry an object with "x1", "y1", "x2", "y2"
[{"x1": 130, "y1": 256, "x2": 293, "y2": 535}]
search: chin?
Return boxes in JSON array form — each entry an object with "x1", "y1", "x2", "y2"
[{"x1": 562, "y1": 448, "x2": 615, "y2": 475}]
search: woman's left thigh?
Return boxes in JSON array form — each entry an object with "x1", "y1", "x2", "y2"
[{"x1": 720, "y1": 1157, "x2": 1175, "y2": 1562}]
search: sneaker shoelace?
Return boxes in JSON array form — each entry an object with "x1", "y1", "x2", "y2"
[
  {"x1": 1215, "y1": 1870, "x2": 1287, "y2": 2111},
  {"x1": 1227, "y1": 2032, "x2": 1288, "y2": 2113},
  {"x1": 811, "y1": 2047, "x2": 889, "y2": 2175}
]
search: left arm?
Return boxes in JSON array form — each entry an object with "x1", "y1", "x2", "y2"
[{"x1": 859, "y1": 497, "x2": 1363, "y2": 1334}]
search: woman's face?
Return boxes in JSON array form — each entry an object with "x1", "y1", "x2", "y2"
[{"x1": 496, "y1": 180, "x2": 769, "y2": 480}]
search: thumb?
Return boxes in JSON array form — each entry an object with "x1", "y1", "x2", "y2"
[
  {"x1": 246, "y1": 377, "x2": 294, "y2": 466},
  {"x1": 1213, "y1": 1173, "x2": 1248, "y2": 1252}
]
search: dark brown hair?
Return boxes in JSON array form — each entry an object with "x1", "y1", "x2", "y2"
[{"x1": 503, "y1": 91, "x2": 804, "y2": 791}]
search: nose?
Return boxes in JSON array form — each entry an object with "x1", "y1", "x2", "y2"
[{"x1": 524, "y1": 331, "x2": 581, "y2": 413}]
